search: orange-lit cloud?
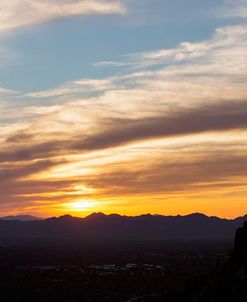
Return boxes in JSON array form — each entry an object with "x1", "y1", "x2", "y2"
[
  {"x1": 1, "y1": 17, "x2": 247, "y2": 218},
  {"x1": 0, "y1": 0, "x2": 126, "y2": 33}
]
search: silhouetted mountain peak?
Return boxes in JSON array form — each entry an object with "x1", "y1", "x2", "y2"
[
  {"x1": 234, "y1": 214, "x2": 247, "y2": 223},
  {"x1": 58, "y1": 214, "x2": 74, "y2": 220},
  {"x1": 45, "y1": 214, "x2": 80, "y2": 223},
  {"x1": 186, "y1": 213, "x2": 208, "y2": 218},
  {"x1": 85, "y1": 212, "x2": 107, "y2": 220},
  {"x1": 139, "y1": 214, "x2": 152, "y2": 218}
]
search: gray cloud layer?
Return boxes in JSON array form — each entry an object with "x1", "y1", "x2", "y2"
[{"x1": 2, "y1": 99, "x2": 247, "y2": 163}]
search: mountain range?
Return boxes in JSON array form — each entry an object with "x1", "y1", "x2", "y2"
[
  {"x1": 0, "y1": 212, "x2": 246, "y2": 242},
  {"x1": 0, "y1": 215, "x2": 42, "y2": 221}
]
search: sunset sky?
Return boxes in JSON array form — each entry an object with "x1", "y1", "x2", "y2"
[{"x1": 1, "y1": 0, "x2": 247, "y2": 218}]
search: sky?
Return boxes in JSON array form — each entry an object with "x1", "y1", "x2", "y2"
[{"x1": 0, "y1": 0, "x2": 247, "y2": 218}]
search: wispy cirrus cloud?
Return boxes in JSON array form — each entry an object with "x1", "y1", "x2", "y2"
[
  {"x1": 27, "y1": 78, "x2": 117, "y2": 98},
  {"x1": 0, "y1": 0, "x2": 126, "y2": 33},
  {"x1": 95, "y1": 24, "x2": 247, "y2": 74},
  {"x1": 0, "y1": 87, "x2": 16, "y2": 94}
]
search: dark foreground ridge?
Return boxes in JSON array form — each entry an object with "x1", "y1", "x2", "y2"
[
  {"x1": 0, "y1": 215, "x2": 247, "y2": 301},
  {"x1": 0, "y1": 212, "x2": 247, "y2": 242}
]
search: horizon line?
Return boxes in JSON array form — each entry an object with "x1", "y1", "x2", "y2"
[{"x1": 2, "y1": 212, "x2": 247, "y2": 221}]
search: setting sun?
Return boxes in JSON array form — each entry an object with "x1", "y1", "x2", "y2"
[{"x1": 68, "y1": 200, "x2": 98, "y2": 212}]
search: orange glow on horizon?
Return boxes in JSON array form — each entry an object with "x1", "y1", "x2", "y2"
[
  {"x1": 5, "y1": 192, "x2": 246, "y2": 220},
  {"x1": 67, "y1": 200, "x2": 98, "y2": 212}
]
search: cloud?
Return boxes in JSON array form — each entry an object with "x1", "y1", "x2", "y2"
[
  {"x1": 27, "y1": 78, "x2": 116, "y2": 98},
  {"x1": 0, "y1": 87, "x2": 16, "y2": 94},
  {"x1": 2, "y1": 139, "x2": 247, "y2": 214},
  {"x1": 0, "y1": 0, "x2": 126, "y2": 33},
  {"x1": 79, "y1": 151, "x2": 247, "y2": 196},
  {"x1": 0, "y1": 159, "x2": 60, "y2": 183},
  {"x1": 1, "y1": 17, "x2": 247, "y2": 215},
  {"x1": 1, "y1": 99, "x2": 247, "y2": 163},
  {"x1": 78, "y1": 100, "x2": 247, "y2": 151},
  {"x1": 95, "y1": 24, "x2": 247, "y2": 75},
  {"x1": 1, "y1": 23, "x2": 247, "y2": 167},
  {"x1": 25, "y1": 24, "x2": 247, "y2": 104}
]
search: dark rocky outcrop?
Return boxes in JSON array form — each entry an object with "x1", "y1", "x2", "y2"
[{"x1": 234, "y1": 221, "x2": 247, "y2": 265}]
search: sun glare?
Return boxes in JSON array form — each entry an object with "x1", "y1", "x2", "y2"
[{"x1": 68, "y1": 200, "x2": 98, "y2": 211}]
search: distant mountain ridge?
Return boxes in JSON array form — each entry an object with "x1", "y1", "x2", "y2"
[
  {"x1": 0, "y1": 215, "x2": 42, "y2": 221},
  {"x1": 0, "y1": 212, "x2": 246, "y2": 242}
]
